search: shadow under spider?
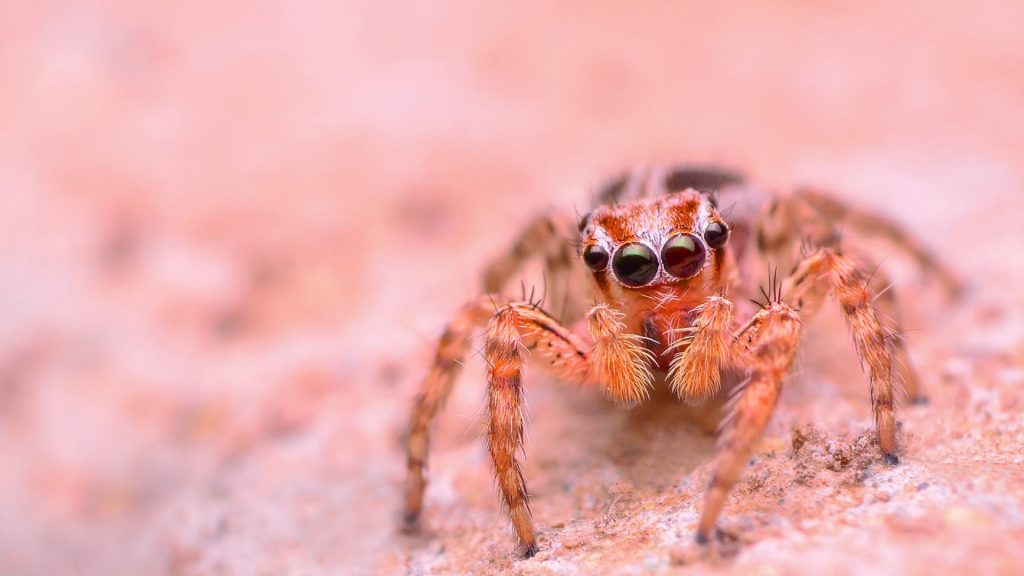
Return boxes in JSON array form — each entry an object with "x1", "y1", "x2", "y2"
[{"x1": 534, "y1": 373, "x2": 745, "y2": 493}]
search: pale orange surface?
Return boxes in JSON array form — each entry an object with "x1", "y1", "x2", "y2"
[{"x1": 1, "y1": 2, "x2": 1023, "y2": 575}]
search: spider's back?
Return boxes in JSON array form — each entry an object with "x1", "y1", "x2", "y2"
[{"x1": 591, "y1": 165, "x2": 746, "y2": 207}]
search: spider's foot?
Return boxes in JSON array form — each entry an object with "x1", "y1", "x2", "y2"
[
  {"x1": 695, "y1": 526, "x2": 739, "y2": 546},
  {"x1": 909, "y1": 395, "x2": 929, "y2": 406},
  {"x1": 882, "y1": 452, "x2": 900, "y2": 466},
  {"x1": 401, "y1": 511, "x2": 422, "y2": 533},
  {"x1": 674, "y1": 528, "x2": 739, "y2": 565},
  {"x1": 519, "y1": 542, "x2": 539, "y2": 559}
]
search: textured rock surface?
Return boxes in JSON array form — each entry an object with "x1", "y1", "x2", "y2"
[{"x1": 1, "y1": 2, "x2": 1023, "y2": 575}]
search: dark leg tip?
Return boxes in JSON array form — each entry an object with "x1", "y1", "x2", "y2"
[
  {"x1": 909, "y1": 395, "x2": 929, "y2": 406},
  {"x1": 520, "y1": 543, "x2": 539, "y2": 558},
  {"x1": 882, "y1": 452, "x2": 900, "y2": 466},
  {"x1": 401, "y1": 511, "x2": 421, "y2": 533},
  {"x1": 695, "y1": 531, "x2": 710, "y2": 546}
]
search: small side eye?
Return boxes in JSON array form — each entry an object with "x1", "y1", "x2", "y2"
[
  {"x1": 703, "y1": 221, "x2": 730, "y2": 249},
  {"x1": 583, "y1": 244, "x2": 609, "y2": 270}
]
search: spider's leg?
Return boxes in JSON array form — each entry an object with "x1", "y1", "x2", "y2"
[
  {"x1": 484, "y1": 302, "x2": 592, "y2": 557},
  {"x1": 666, "y1": 295, "x2": 735, "y2": 405},
  {"x1": 696, "y1": 302, "x2": 801, "y2": 541},
  {"x1": 795, "y1": 188, "x2": 963, "y2": 298},
  {"x1": 481, "y1": 212, "x2": 557, "y2": 294},
  {"x1": 405, "y1": 297, "x2": 498, "y2": 527},
  {"x1": 863, "y1": 257, "x2": 925, "y2": 403},
  {"x1": 481, "y1": 211, "x2": 585, "y2": 321},
  {"x1": 404, "y1": 296, "x2": 592, "y2": 557},
  {"x1": 782, "y1": 248, "x2": 901, "y2": 462},
  {"x1": 488, "y1": 303, "x2": 656, "y2": 552}
]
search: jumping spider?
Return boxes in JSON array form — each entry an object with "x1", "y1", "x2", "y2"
[{"x1": 403, "y1": 165, "x2": 960, "y2": 557}]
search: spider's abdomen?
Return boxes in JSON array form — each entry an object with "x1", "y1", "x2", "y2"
[{"x1": 592, "y1": 165, "x2": 745, "y2": 208}]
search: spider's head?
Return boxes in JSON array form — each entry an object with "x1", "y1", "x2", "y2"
[{"x1": 578, "y1": 191, "x2": 731, "y2": 303}]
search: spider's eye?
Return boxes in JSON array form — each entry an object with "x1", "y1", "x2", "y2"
[
  {"x1": 662, "y1": 233, "x2": 707, "y2": 279},
  {"x1": 612, "y1": 243, "x2": 659, "y2": 287},
  {"x1": 582, "y1": 244, "x2": 609, "y2": 270},
  {"x1": 703, "y1": 221, "x2": 730, "y2": 249}
]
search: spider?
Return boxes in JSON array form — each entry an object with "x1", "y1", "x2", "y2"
[{"x1": 402, "y1": 165, "x2": 960, "y2": 557}]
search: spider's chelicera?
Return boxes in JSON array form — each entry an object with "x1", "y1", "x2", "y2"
[{"x1": 404, "y1": 165, "x2": 962, "y2": 558}]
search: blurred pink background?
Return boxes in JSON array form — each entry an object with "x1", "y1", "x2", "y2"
[{"x1": 2, "y1": 2, "x2": 1023, "y2": 574}]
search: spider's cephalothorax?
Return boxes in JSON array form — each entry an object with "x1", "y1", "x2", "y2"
[
  {"x1": 577, "y1": 185, "x2": 735, "y2": 379},
  {"x1": 403, "y1": 165, "x2": 961, "y2": 557}
]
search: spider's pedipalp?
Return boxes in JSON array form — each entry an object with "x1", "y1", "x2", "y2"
[
  {"x1": 587, "y1": 304, "x2": 656, "y2": 407},
  {"x1": 667, "y1": 295, "x2": 735, "y2": 405}
]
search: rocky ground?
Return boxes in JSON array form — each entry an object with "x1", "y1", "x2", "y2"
[{"x1": 1, "y1": 2, "x2": 1023, "y2": 575}]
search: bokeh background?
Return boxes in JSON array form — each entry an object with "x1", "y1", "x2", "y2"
[{"x1": 2, "y1": 2, "x2": 1023, "y2": 575}]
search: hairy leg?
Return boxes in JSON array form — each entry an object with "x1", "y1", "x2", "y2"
[
  {"x1": 696, "y1": 303, "x2": 802, "y2": 541},
  {"x1": 405, "y1": 297, "x2": 498, "y2": 525},
  {"x1": 760, "y1": 188, "x2": 931, "y2": 403},
  {"x1": 404, "y1": 296, "x2": 589, "y2": 527},
  {"x1": 782, "y1": 248, "x2": 900, "y2": 462},
  {"x1": 667, "y1": 295, "x2": 736, "y2": 405},
  {"x1": 480, "y1": 212, "x2": 585, "y2": 321},
  {"x1": 408, "y1": 295, "x2": 656, "y2": 556},
  {"x1": 485, "y1": 302, "x2": 655, "y2": 554},
  {"x1": 864, "y1": 259, "x2": 924, "y2": 403},
  {"x1": 795, "y1": 188, "x2": 963, "y2": 298},
  {"x1": 483, "y1": 302, "x2": 600, "y2": 556}
]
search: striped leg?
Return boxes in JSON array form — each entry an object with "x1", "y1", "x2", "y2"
[
  {"x1": 480, "y1": 212, "x2": 584, "y2": 321},
  {"x1": 404, "y1": 297, "x2": 497, "y2": 526},
  {"x1": 795, "y1": 188, "x2": 964, "y2": 298},
  {"x1": 404, "y1": 297, "x2": 593, "y2": 557},
  {"x1": 783, "y1": 248, "x2": 901, "y2": 462},
  {"x1": 697, "y1": 302, "x2": 802, "y2": 541},
  {"x1": 864, "y1": 259, "x2": 924, "y2": 403},
  {"x1": 483, "y1": 303, "x2": 594, "y2": 556}
]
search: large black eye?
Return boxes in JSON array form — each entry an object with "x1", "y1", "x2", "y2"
[
  {"x1": 583, "y1": 244, "x2": 609, "y2": 270},
  {"x1": 662, "y1": 233, "x2": 707, "y2": 279},
  {"x1": 612, "y1": 243, "x2": 659, "y2": 287},
  {"x1": 703, "y1": 221, "x2": 730, "y2": 249}
]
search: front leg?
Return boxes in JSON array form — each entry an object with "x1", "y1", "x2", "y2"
[
  {"x1": 697, "y1": 302, "x2": 802, "y2": 541},
  {"x1": 486, "y1": 303, "x2": 596, "y2": 556},
  {"x1": 488, "y1": 302, "x2": 656, "y2": 554},
  {"x1": 408, "y1": 300, "x2": 651, "y2": 557},
  {"x1": 405, "y1": 297, "x2": 590, "y2": 557}
]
